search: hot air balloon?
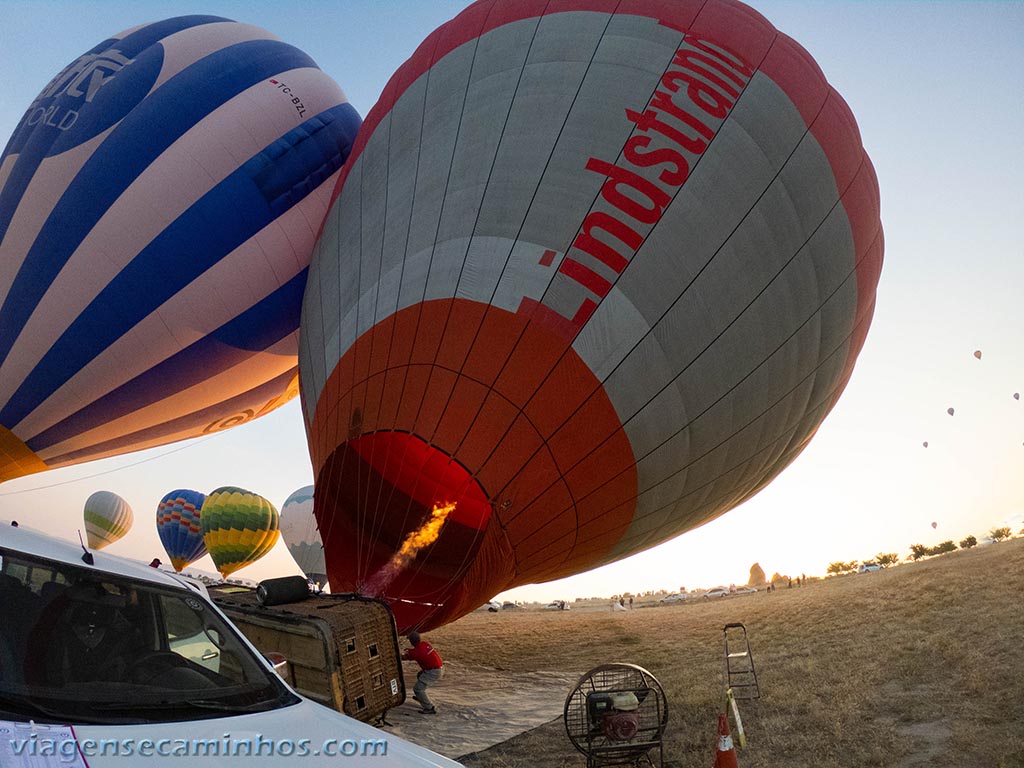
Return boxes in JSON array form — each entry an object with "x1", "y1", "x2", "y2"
[
  {"x1": 947, "y1": 407, "x2": 955, "y2": 416},
  {"x1": 279, "y1": 485, "x2": 326, "y2": 584},
  {"x1": 931, "y1": 521, "x2": 938, "y2": 530},
  {"x1": 0, "y1": 17, "x2": 362, "y2": 484},
  {"x1": 1014, "y1": 393, "x2": 1019, "y2": 401},
  {"x1": 300, "y1": 0, "x2": 883, "y2": 630},
  {"x1": 201, "y1": 486, "x2": 279, "y2": 579},
  {"x1": 156, "y1": 489, "x2": 207, "y2": 571},
  {"x1": 922, "y1": 441, "x2": 928, "y2": 448},
  {"x1": 973, "y1": 350, "x2": 982, "y2": 360},
  {"x1": 83, "y1": 490, "x2": 133, "y2": 550}
]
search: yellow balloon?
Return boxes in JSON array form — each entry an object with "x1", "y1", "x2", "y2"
[{"x1": 200, "y1": 486, "x2": 279, "y2": 579}]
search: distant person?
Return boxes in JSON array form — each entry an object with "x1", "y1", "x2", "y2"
[
  {"x1": 628, "y1": 596, "x2": 633, "y2": 609},
  {"x1": 402, "y1": 631, "x2": 443, "y2": 714}
]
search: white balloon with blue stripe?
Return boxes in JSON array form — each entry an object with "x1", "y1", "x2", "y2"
[{"x1": 0, "y1": 16, "x2": 362, "y2": 483}]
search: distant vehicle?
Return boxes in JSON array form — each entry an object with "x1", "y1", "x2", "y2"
[
  {"x1": 704, "y1": 588, "x2": 730, "y2": 598},
  {"x1": 858, "y1": 564, "x2": 882, "y2": 573},
  {"x1": 0, "y1": 525, "x2": 465, "y2": 767},
  {"x1": 485, "y1": 601, "x2": 501, "y2": 612},
  {"x1": 734, "y1": 586, "x2": 758, "y2": 594},
  {"x1": 501, "y1": 601, "x2": 521, "y2": 610},
  {"x1": 544, "y1": 600, "x2": 570, "y2": 611},
  {"x1": 658, "y1": 593, "x2": 688, "y2": 604}
]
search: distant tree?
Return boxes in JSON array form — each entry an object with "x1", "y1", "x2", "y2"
[
  {"x1": 959, "y1": 535, "x2": 977, "y2": 549},
  {"x1": 826, "y1": 561, "x2": 858, "y2": 576},
  {"x1": 989, "y1": 526, "x2": 1012, "y2": 542},
  {"x1": 927, "y1": 540, "x2": 957, "y2": 556},
  {"x1": 909, "y1": 544, "x2": 929, "y2": 561},
  {"x1": 875, "y1": 553, "x2": 899, "y2": 568},
  {"x1": 748, "y1": 563, "x2": 767, "y2": 586}
]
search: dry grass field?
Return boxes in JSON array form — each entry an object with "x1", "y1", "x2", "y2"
[{"x1": 429, "y1": 538, "x2": 1024, "y2": 768}]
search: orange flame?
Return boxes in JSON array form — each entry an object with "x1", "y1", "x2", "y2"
[{"x1": 362, "y1": 502, "x2": 455, "y2": 596}]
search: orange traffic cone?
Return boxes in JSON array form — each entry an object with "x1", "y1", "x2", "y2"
[{"x1": 713, "y1": 712, "x2": 739, "y2": 768}]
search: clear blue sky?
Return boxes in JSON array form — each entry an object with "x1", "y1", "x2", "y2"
[{"x1": 1, "y1": 1, "x2": 1022, "y2": 603}]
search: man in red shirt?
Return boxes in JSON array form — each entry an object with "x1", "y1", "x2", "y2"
[{"x1": 402, "y1": 631, "x2": 443, "y2": 714}]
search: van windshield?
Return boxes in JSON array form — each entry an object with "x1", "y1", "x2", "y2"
[{"x1": 0, "y1": 548, "x2": 297, "y2": 724}]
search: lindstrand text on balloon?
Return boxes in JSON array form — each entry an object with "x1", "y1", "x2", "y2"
[{"x1": 554, "y1": 34, "x2": 754, "y2": 332}]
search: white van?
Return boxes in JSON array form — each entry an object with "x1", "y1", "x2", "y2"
[{"x1": 0, "y1": 524, "x2": 463, "y2": 766}]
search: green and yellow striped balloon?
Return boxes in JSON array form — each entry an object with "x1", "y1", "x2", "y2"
[
  {"x1": 201, "y1": 486, "x2": 280, "y2": 579},
  {"x1": 83, "y1": 490, "x2": 133, "y2": 550}
]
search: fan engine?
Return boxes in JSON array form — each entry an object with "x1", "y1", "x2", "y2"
[{"x1": 564, "y1": 663, "x2": 668, "y2": 767}]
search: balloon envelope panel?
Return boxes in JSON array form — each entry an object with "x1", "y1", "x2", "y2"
[
  {"x1": 0, "y1": 16, "x2": 362, "y2": 483},
  {"x1": 301, "y1": 0, "x2": 883, "y2": 630},
  {"x1": 156, "y1": 488, "x2": 207, "y2": 571},
  {"x1": 201, "y1": 485, "x2": 280, "y2": 578},
  {"x1": 83, "y1": 489, "x2": 133, "y2": 550}
]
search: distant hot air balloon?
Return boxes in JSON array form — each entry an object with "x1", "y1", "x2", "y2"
[
  {"x1": 0, "y1": 17, "x2": 362, "y2": 484},
  {"x1": 973, "y1": 350, "x2": 982, "y2": 360},
  {"x1": 300, "y1": 0, "x2": 883, "y2": 630},
  {"x1": 279, "y1": 485, "x2": 326, "y2": 584},
  {"x1": 83, "y1": 490, "x2": 133, "y2": 550},
  {"x1": 922, "y1": 441, "x2": 929, "y2": 448},
  {"x1": 200, "y1": 486, "x2": 279, "y2": 578},
  {"x1": 947, "y1": 407, "x2": 955, "y2": 416},
  {"x1": 1014, "y1": 393, "x2": 1020, "y2": 401},
  {"x1": 931, "y1": 521, "x2": 938, "y2": 530},
  {"x1": 156, "y1": 489, "x2": 207, "y2": 571}
]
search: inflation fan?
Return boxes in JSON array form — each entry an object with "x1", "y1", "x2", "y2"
[{"x1": 564, "y1": 663, "x2": 668, "y2": 768}]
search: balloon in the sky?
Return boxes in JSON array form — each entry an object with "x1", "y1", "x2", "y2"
[
  {"x1": 931, "y1": 521, "x2": 938, "y2": 530},
  {"x1": 947, "y1": 407, "x2": 955, "y2": 416},
  {"x1": 0, "y1": 16, "x2": 362, "y2": 484},
  {"x1": 973, "y1": 350, "x2": 982, "y2": 360},
  {"x1": 156, "y1": 489, "x2": 207, "y2": 571},
  {"x1": 279, "y1": 485, "x2": 326, "y2": 583},
  {"x1": 200, "y1": 486, "x2": 279, "y2": 579},
  {"x1": 300, "y1": 0, "x2": 883, "y2": 630},
  {"x1": 922, "y1": 441, "x2": 929, "y2": 448},
  {"x1": 83, "y1": 490, "x2": 133, "y2": 550},
  {"x1": 1014, "y1": 393, "x2": 1020, "y2": 401}
]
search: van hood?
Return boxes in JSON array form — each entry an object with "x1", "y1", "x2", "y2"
[{"x1": 41, "y1": 700, "x2": 462, "y2": 766}]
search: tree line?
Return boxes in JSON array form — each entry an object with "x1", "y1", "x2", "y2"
[{"x1": 826, "y1": 526, "x2": 1015, "y2": 575}]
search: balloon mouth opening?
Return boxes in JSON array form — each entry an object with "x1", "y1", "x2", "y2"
[
  {"x1": 346, "y1": 431, "x2": 492, "y2": 532},
  {"x1": 317, "y1": 430, "x2": 492, "y2": 613}
]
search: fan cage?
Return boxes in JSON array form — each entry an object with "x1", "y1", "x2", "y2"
[{"x1": 564, "y1": 663, "x2": 668, "y2": 766}]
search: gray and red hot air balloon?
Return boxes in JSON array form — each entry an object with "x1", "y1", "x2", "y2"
[{"x1": 299, "y1": 0, "x2": 883, "y2": 630}]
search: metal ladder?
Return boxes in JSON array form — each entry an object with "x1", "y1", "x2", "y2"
[{"x1": 723, "y1": 622, "x2": 760, "y2": 700}]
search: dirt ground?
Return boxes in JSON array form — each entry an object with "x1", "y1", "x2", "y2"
[{"x1": 383, "y1": 661, "x2": 576, "y2": 757}]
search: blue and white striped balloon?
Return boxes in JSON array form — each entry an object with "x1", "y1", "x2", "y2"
[{"x1": 0, "y1": 16, "x2": 361, "y2": 483}]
